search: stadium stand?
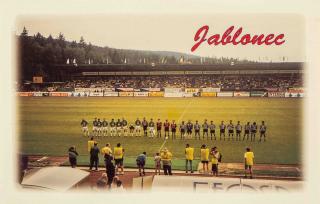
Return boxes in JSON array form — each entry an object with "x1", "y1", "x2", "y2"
[{"x1": 17, "y1": 62, "x2": 303, "y2": 92}]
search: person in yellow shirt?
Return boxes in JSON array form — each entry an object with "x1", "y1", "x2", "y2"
[
  {"x1": 101, "y1": 143, "x2": 113, "y2": 166},
  {"x1": 114, "y1": 143, "x2": 125, "y2": 175},
  {"x1": 185, "y1": 144, "x2": 194, "y2": 173},
  {"x1": 210, "y1": 146, "x2": 220, "y2": 176},
  {"x1": 244, "y1": 147, "x2": 254, "y2": 179},
  {"x1": 87, "y1": 137, "x2": 95, "y2": 152},
  {"x1": 200, "y1": 144, "x2": 209, "y2": 173},
  {"x1": 160, "y1": 148, "x2": 173, "y2": 175}
]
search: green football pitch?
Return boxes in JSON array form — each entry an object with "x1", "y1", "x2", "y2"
[{"x1": 18, "y1": 97, "x2": 302, "y2": 167}]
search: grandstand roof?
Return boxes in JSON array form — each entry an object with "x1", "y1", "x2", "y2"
[{"x1": 55, "y1": 62, "x2": 303, "y2": 72}]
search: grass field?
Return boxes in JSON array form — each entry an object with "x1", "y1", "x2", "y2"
[{"x1": 18, "y1": 97, "x2": 302, "y2": 166}]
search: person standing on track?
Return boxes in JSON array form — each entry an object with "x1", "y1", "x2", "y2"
[
  {"x1": 101, "y1": 143, "x2": 113, "y2": 168},
  {"x1": 68, "y1": 146, "x2": 78, "y2": 168},
  {"x1": 154, "y1": 152, "x2": 161, "y2": 175},
  {"x1": 136, "y1": 152, "x2": 147, "y2": 176},
  {"x1": 200, "y1": 144, "x2": 209, "y2": 174},
  {"x1": 160, "y1": 148, "x2": 173, "y2": 175},
  {"x1": 114, "y1": 143, "x2": 125, "y2": 175},
  {"x1": 244, "y1": 147, "x2": 254, "y2": 179},
  {"x1": 210, "y1": 146, "x2": 220, "y2": 176},
  {"x1": 105, "y1": 156, "x2": 115, "y2": 189},
  {"x1": 89, "y1": 142, "x2": 100, "y2": 171},
  {"x1": 87, "y1": 137, "x2": 96, "y2": 152},
  {"x1": 185, "y1": 144, "x2": 194, "y2": 173}
]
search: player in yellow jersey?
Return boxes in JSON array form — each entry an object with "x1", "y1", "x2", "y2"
[
  {"x1": 114, "y1": 143, "x2": 125, "y2": 175},
  {"x1": 87, "y1": 137, "x2": 95, "y2": 152},
  {"x1": 200, "y1": 144, "x2": 209, "y2": 173},
  {"x1": 185, "y1": 144, "x2": 194, "y2": 173},
  {"x1": 244, "y1": 147, "x2": 254, "y2": 179}
]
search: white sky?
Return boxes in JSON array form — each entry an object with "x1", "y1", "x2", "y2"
[{"x1": 16, "y1": 14, "x2": 305, "y2": 62}]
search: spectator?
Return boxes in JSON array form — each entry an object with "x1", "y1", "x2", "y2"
[
  {"x1": 244, "y1": 147, "x2": 254, "y2": 179},
  {"x1": 89, "y1": 142, "x2": 100, "y2": 171},
  {"x1": 106, "y1": 156, "x2": 115, "y2": 189},
  {"x1": 160, "y1": 148, "x2": 173, "y2": 175},
  {"x1": 136, "y1": 152, "x2": 147, "y2": 176},
  {"x1": 68, "y1": 146, "x2": 78, "y2": 168},
  {"x1": 96, "y1": 173, "x2": 108, "y2": 189},
  {"x1": 154, "y1": 152, "x2": 161, "y2": 175}
]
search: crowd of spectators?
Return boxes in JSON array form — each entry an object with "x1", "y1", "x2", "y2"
[{"x1": 17, "y1": 74, "x2": 303, "y2": 92}]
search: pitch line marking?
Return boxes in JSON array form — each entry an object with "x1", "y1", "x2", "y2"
[{"x1": 177, "y1": 100, "x2": 193, "y2": 123}]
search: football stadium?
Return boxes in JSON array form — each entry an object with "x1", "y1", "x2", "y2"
[
  {"x1": 17, "y1": 62, "x2": 304, "y2": 191},
  {"x1": 16, "y1": 28, "x2": 304, "y2": 192}
]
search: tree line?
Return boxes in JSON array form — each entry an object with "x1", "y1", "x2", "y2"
[{"x1": 17, "y1": 27, "x2": 253, "y2": 81}]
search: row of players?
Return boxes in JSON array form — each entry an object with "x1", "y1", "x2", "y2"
[{"x1": 81, "y1": 118, "x2": 267, "y2": 141}]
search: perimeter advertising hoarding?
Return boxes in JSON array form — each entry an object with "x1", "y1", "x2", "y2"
[
  {"x1": 285, "y1": 92, "x2": 304, "y2": 98},
  {"x1": 268, "y1": 92, "x2": 285, "y2": 97},
  {"x1": 141, "y1": 88, "x2": 161, "y2": 92},
  {"x1": 74, "y1": 88, "x2": 115, "y2": 92},
  {"x1": 201, "y1": 92, "x2": 217, "y2": 97},
  {"x1": 250, "y1": 91, "x2": 267, "y2": 97},
  {"x1": 288, "y1": 87, "x2": 304, "y2": 93},
  {"x1": 71, "y1": 92, "x2": 89, "y2": 97},
  {"x1": 183, "y1": 93, "x2": 194, "y2": 97},
  {"x1": 149, "y1": 92, "x2": 164, "y2": 97},
  {"x1": 234, "y1": 91, "x2": 250, "y2": 97},
  {"x1": 185, "y1": 88, "x2": 199, "y2": 93},
  {"x1": 134, "y1": 92, "x2": 149, "y2": 97},
  {"x1": 49, "y1": 92, "x2": 71, "y2": 97},
  {"x1": 164, "y1": 92, "x2": 184, "y2": 97},
  {"x1": 202, "y1": 87, "x2": 221, "y2": 93},
  {"x1": 89, "y1": 92, "x2": 103, "y2": 97},
  {"x1": 117, "y1": 88, "x2": 134, "y2": 92},
  {"x1": 119, "y1": 92, "x2": 134, "y2": 97},
  {"x1": 17, "y1": 92, "x2": 33, "y2": 97},
  {"x1": 217, "y1": 92, "x2": 234, "y2": 97},
  {"x1": 151, "y1": 176, "x2": 302, "y2": 192},
  {"x1": 32, "y1": 92, "x2": 49, "y2": 97},
  {"x1": 164, "y1": 88, "x2": 182, "y2": 93},
  {"x1": 103, "y1": 92, "x2": 118, "y2": 97}
]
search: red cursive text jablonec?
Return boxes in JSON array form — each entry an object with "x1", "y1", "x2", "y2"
[{"x1": 191, "y1": 25, "x2": 285, "y2": 52}]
